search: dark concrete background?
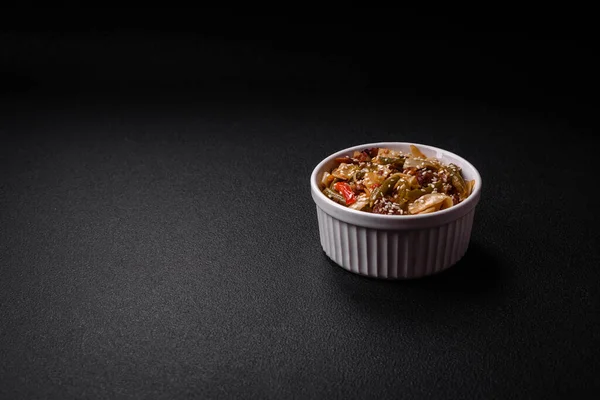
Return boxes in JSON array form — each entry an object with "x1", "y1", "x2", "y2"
[{"x1": 1, "y1": 7, "x2": 599, "y2": 400}]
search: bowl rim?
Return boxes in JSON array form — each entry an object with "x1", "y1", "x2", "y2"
[{"x1": 310, "y1": 142, "x2": 482, "y2": 230}]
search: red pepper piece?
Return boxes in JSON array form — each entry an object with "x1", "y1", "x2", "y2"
[{"x1": 334, "y1": 182, "x2": 357, "y2": 205}]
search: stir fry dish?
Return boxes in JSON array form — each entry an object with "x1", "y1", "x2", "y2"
[{"x1": 320, "y1": 145, "x2": 476, "y2": 215}]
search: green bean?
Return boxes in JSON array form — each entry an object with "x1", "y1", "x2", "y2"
[
  {"x1": 378, "y1": 156, "x2": 406, "y2": 168},
  {"x1": 448, "y1": 164, "x2": 467, "y2": 196},
  {"x1": 380, "y1": 174, "x2": 403, "y2": 195},
  {"x1": 369, "y1": 186, "x2": 383, "y2": 207},
  {"x1": 323, "y1": 188, "x2": 346, "y2": 205},
  {"x1": 395, "y1": 198, "x2": 408, "y2": 209},
  {"x1": 369, "y1": 173, "x2": 402, "y2": 206},
  {"x1": 395, "y1": 184, "x2": 408, "y2": 201},
  {"x1": 353, "y1": 169, "x2": 366, "y2": 183},
  {"x1": 404, "y1": 181, "x2": 445, "y2": 202}
]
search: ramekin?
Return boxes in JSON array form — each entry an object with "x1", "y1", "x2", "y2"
[{"x1": 310, "y1": 142, "x2": 482, "y2": 279}]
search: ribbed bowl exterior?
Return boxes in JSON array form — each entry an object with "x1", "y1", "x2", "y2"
[{"x1": 316, "y1": 205, "x2": 476, "y2": 279}]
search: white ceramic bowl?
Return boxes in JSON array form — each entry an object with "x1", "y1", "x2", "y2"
[{"x1": 310, "y1": 142, "x2": 482, "y2": 279}]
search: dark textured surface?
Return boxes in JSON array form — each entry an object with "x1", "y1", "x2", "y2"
[{"x1": 1, "y1": 11, "x2": 600, "y2": 399}]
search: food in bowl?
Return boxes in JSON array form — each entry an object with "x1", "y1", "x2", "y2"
[
  {"x1": 310, "y1": 142, "x2": 482, "y2": 279},
  {"x1": 320, "y1": 145, "x2": 475, "y2": 215}
]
